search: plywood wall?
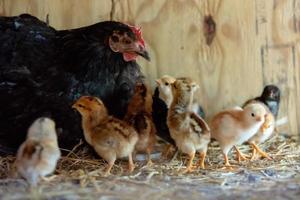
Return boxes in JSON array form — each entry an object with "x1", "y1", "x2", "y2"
[{"x1": 1, "y1": 0, "x2": 299, "y2": 135}]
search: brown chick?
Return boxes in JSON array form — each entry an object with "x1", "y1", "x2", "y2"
[
  {"x1": 124, "y1": 82, "x2": 156, "y2": 165},
  {"x1": 15, "y1": 117, "x2": 61, "y2": 186},
  {"x1": 72, "y1": 96, "x2": 138, "y2": 176},
  {"x1": 210, "y1": 103, "x2": 267, "y2": 167},
  {"x1": 167, "y1": 78, "x2": 210, "y2": 173},
  {"x1": 245, "y1": 101, "x2": 275, "y2": 160}
]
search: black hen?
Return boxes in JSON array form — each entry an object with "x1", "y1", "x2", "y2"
[
  {"x1": 243, "y1": 85, "x2": 281, "y2": 118},
  {"x1": 0, "y1": 14, "x2": 150, "y2": 152}
]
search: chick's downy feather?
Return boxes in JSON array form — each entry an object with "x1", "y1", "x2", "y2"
[
  {"x1": 15, "y1": 117, "x2": 61, "y2": 186},
  {"x1": 73, "y1": 96, "x2": 138, "y2": 175}
]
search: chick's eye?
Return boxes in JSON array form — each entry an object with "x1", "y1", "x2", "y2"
[
  {"x1": 251, "y1": 113, "x2": 255, "y2": 117},
  {"x1": 165, "y1": 82, "x2": 169, "y2": 86}
]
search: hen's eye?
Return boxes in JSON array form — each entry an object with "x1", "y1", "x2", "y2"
[
  {"x1": 251, "y1": 113, "x2": 255, "y2": 117},
  {"x1": 124, "y1": 40, "x2": 131, "y2": 44},
  {"x1": 111, "y1": 35, "x2": 119, "y2": 42}
]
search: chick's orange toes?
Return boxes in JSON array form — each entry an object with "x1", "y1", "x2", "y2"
[
  {"x1": 250, "y1": 148, "x2": 257, "y2": 160},
  {"x1": 251, "y1": 143, "x2": 272, "y2": 160},
  {"x1": 234, "y1": 146, "x2": 250, "y2": 163},
  {"x1": 181, "y1": 152, "x2": 195, "y2": 174},
  {"x1": 104, "y1": 163, "x2": 114, "y2": 177},
  {"x1": 197, "y1": 152, "x2": 206, "y2": 169}
]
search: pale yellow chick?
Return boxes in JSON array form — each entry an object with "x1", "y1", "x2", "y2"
[{"x1": 15, "y1": 117, "x2": 61, "y2": 186}]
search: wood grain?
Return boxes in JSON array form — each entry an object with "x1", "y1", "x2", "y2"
[{"x1": 1, "y1": 0, "x2": 299, "y2": 135}]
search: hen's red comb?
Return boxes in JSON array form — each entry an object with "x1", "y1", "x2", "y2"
[{"x1": 128, "y1": 25, "x2": 145, "y2": 47}]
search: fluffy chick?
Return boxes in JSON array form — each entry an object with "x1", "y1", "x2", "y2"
[
  {"x1": 155, "y1": 75, "x2": 206, "y2": 159},
  {"x1": 245, "y1": 101, "x2": 275, "y2": 160},
  {"x1": 15, "y1": 117, "x2": 61, "y2": 186},
  {"x1": 124, "y1": 82, "x2": 156, "y2": 165},
  {"x1": 243, "y1": 85, "x2": 280, "y2": 118},
  {"x1": 73, "y1": 96, "x2": 138, "y2": 176},
  {"x1": 156, "y1": 75, "x2": 177, "y2": 108},
  {"x1": 210, "y1": 103, "x2": 267, "y2": 167},
  {"x1": 167, "y1": 78, "x2": 210, "y2": 173},
  {"x1": 156, "y1": 75, "x2": 205, "y2": 117}
]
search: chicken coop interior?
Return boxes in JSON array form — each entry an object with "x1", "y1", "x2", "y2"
[{"x1": 0, "y1": 0, "x2": 300, "y2": 199}]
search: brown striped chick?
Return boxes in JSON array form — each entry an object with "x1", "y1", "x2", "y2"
[
  {"x1": 15, "y1": 117, "x2": 61, "y2": 187},
  {"x1": 167, "y1": 78, "x2": 210, "y2": 173},
  {"x1": 245, "y1": 101, "x2": 275, "y2": 160},
  {"x1": 210, "y1": 103, "x2": 267, "y2": 167},
  {"x1": 156, "y1": 75, "x2": 202, "y2": 112},
  {"x1": 72, "y1": 96, "x2": 138, "y2": 176},
  {"x1": 155, "y1": 75, "x2": 205, "y2": 159},
  {"x1": 124, "y1": 82, "x2": 156, "y2": 165}
]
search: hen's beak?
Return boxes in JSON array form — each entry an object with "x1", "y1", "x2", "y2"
[
  {"x1": 137, "y1": 49, "x2": 150, "y2": 61},
  {"x1": 134, "y1": 42, "x2": 150, "y2": 61}
]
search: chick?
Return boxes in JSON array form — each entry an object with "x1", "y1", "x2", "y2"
[
  {"x1": 155, "y1": 75, "x2": 177, "y2": 108},
  {"x1": 210, "y1": 103, "x2": 267, "y2": 167},
  {"x1": 167, "y1": 78, "x2": 210, "y2": 173},
  {"x1": 244, "y1": 85, "x2": 280, "y2": 118},
  {"x1": 124, "y1": 82, "x2": 156, "y2": 165},
  {"x1": 153, "y1": 75, "x2": 177, "y2": 158},
  {"x1": 15, "y1": 117, "x2": 61, "y2": 186},
  {"x1": 156, "y1": 75, "x2": 206, "y2": 117},
  {"x1": 245, "y1": 101, "x2": 275, "y2": 160},
  {"x1": 154, "y1": 75, "x2": 206, "y2": 159},
  {"x1": 73, "y1": 96, "x2": 138, "y2": 176}
]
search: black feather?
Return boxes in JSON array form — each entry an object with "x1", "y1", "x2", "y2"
[
  {"x1": 152, "y1": 88, "x2": 176, "y2": 146},
  {"x1": 243, "y1": 85, "x2": 280, "y2": 118}
]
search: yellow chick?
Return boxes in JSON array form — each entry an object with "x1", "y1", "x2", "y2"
[
  {"x1": 124, "y1": 82, "x2": 156, "y2": 165},
  {"x1": 156, "y1": 75, "x2": 177, "y2": 108},
  {"x1": 15, "y1": 117, "x2": 61, "y2": 186},
  {"x1": 167, "y1": 78, "x2": 210, "y2": 173},
  {"x1": 210, "y1": 103, "x2": 267, "y2": 167},
  {"x1": 245, "y1": 101, "x2": 275, "y2": 160},
  {"x1": 72, "y1": 96, "x2": 138, "y2": 176}
]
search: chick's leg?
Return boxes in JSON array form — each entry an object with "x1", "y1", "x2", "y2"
[
  {"x1": 223, "y1": 153, "x2": 232, "y2": 167},
  {"x1": 197, "y1": 151, "x2": 206, "y2": 169},
  {"x1": 161, "y1": 144, "x2": 174, "y2": 159},
  {"x1": 250, "y1": 148, "x2": 257, "y2": 160},
  {"x1": 146, "y1": 147, "x2": 153, "y2": 166},
  {"x1": 104, "y1": 161, "x2": 114, "y2": 177},
  {"x1": 128, "y1": 153, "x2": 135, "y2": 173},
  {"x1": 250, "y1": 142, "x2": 272, "y2": 160},
  {"x1": 234, "y1": 146, "x2": 249, "y2": 163},
  {"x1": 182, "y1": 151, "x2": 195, "y2": 173}
]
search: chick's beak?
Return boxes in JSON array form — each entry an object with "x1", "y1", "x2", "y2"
[
  {"x1": 256, "y1": 116, "x2": 262, "y2": 122},
  {"x1": 155, "y1": 79, "x2": 161, "y2": 85},
  {"x1": 72, "y1": 103, "x2": 77, "y2": 109}
]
